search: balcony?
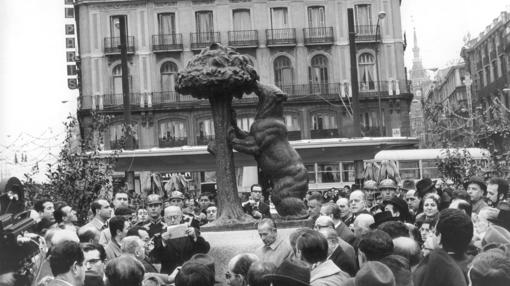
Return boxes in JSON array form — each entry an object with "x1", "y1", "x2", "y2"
[
  {"x1": 311, "y1": 129, "x2": 339, "y2": 139},
  {"x1": 228, "y1": 30, "x2": 258, "y2": 48},
  {"x1": 287, "y1": 131, "x2": 302, "y2": 141},
  {"x1": 266, "y1": 28, "x2": 297, "y2": 47},
  {"x1": 196, "y1": 135, "x2": 215, "y2": 145},
  {"x1": 355, "y1": 25, "x2": 380, "y2": 43},
  {"x1": 278, "y1": 83, "x2": 342, "y2": 98},
  {"x1": 151, "y1": 91, "x2": 199, "y2": 105},
  {"x1": 361, "y1": 126, "x2": 384, "y2": 137},
  {"x1": 110, "y1": 139, "x2": 139, "y2": 150},
  {"x1": 190, "y1": 32, "x2": 221, "y2": 50},
  {"x1": 104, "y1": 36, "x2": 135, "y2": 55},
  {"x1": 159, "y1": 137, "x2": 188, "y2": 148},
  {"x1": 152, "y1": 34, "x2": 183, "y2": 52},
  {"x1": 87, "y1": 93, "x2": 142, "y2": 110},
  {"x1": 303, "y1": 27, "x2": 334, "y2": 45}
]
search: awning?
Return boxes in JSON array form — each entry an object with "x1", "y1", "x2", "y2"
[{"x1": 95, "y1": 137, "x2": 419, "y2": 172}]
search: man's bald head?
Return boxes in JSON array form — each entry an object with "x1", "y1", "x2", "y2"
[
  {"x1": 105, "y1": 255, "x2": 145, "y2": 286},
  {"x1": 314, "y1": 216, "x2": 335, "y2": 230},
  {"x1": 164, "y1": 205, "x2": 183, "y2": 225},
  {"x1": 78, "y1": 226, "x2": 101, "y2": 244},
  {"x1": 392, "y1": 236, "x2": 421, "y2": 266},
  {"x1": 51, "y1": 229, "x2": 80, "y2": 245},
  {"x1": 353, "y1": 213, "x2": 374, "y2": 237}
]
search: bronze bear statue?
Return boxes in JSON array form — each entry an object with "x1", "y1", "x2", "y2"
[{"x1": 230, "y1": 82, "x2": 309, "y2": 220}]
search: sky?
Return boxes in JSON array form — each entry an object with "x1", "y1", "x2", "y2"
[{"x1": 0, "y1": 0, "x2": 509, "y2": 181}]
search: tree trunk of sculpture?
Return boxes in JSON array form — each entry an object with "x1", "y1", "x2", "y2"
[{"x1": 209, "y1": 94, "x2": 247, "y2": 222}]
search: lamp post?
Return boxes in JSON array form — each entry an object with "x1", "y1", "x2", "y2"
[{"x1": 375, "y1": 11, "x2": 386, "y2": 136}]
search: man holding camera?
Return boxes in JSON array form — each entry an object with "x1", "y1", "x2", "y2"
[{"x1": 243, "y1": 184, "x2": 271, "y2": 219}]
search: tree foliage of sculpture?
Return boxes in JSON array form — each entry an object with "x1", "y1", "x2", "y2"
[
  {"x1": 176, "y1": 43, "x2": 258, "y2": 223},
  {"x1": 229, "y1": 82, "x2": 309, "y2": 219}
]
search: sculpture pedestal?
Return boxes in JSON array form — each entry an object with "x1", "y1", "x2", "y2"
[{"x1": 201, "y1": 219, "x2": 312, "y2": 284}]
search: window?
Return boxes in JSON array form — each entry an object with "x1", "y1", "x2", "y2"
[
  {"x1": 274, "y1": 56, "x2": 293, "y2": 89},
  {"x1": 160, "y1": 62, "x2": 178, "y2": 91},
  {"x1": 318, "y1": 163, "x2": 340, "y2": 183},
  {"x1": 310, "y1": 55, "x2": 329, "y2": 90},
  {"x1": 312, "y1": 113, "x2": 337, "y2": 130},
  {"x1": 236, "y1": 117, "x2": 254, "y2": 132},
  {"x1": 112, "y1": 65, "x2": 123, "y2": 94},
  {"x1": 233, "y1": 9, "x2": 251, "y2": 31},
  {"x1": 354, "y1": 4, "x2": 372, "y2": 34},
  {"x1": 159, "y1": 13, "x2": 176, "y2": 35},
  {"x1": 306, "y1": 164, "x2": 316, "y2": 184},
  {"x1": 308, "y1": 6, "x2": 326, "y2": 28},
  {"x1": 270, "y1": 7, "x2": 288, "y2": 29},
  {"x1": 360, "y1": 111, "x2": 381, "y2": 136},
  {"x1": 342, "y1": 162, "x2": 354, "y2": 182},
  {"x1": 422, "y1": 160, "x2": 440, "y2": 179},
  {"x1": 109, "y1": 123, "x2": 138, "y2": 149},
  {"x1": 358, "y1": 53, "x2": 376, "y2": 90},
  {"x1": 485, "y1": 66, "x2": 491, "y2": 84},
  {"x1": 110, "y1": 15, "x2": 127, "y2": 38},
  {"x1": 399, "y1": 161, "x2": 420, "y2": 180},
  {"x1": 159, "y1": 120, "x2": 187, "y2": 147},
  {"x1": 283, "y1": 114, "x2": 300, "y2": 131},
  {"x1": 492, "y1": 60, "x2": 499, "y2": 79},
  {"x1": 196, "y1": 11, "x2": 214, "y2": 34}
]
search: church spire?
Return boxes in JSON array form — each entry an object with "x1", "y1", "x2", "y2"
[
  {"x1": 410, "y1": 27, "x2": 427, "y2": 86},
  {"x1": 413, "y1": 27, "x2": 420, "y2": 62}
]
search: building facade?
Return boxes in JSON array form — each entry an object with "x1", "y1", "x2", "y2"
[
  {"x1": 74, "y1": 0, "x2": 413, "y2": 192},
  {"x1": 461, "y1": 11, "x2": 510, "y2": 112},
  {"x1": 424, "y1": 64, "x2": 470, "y2": 146}
]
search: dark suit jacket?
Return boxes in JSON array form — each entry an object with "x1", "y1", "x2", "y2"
[
  {"x1": 329, "y1": 245, "x2": 358, "y2": 277},
  {"x1": 243, "y1": 201, "x2": 271, "y2": 218},
  {"x1": 335, "y1": 221, "x2": 355, "y2": 245},
  {"x1": 151, "y1": 234, "x2": 210, "y2": 274}
]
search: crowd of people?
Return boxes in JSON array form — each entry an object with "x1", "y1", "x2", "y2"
[{"x1": 1, "y1": 175, "x2": 510, "y2": 286}]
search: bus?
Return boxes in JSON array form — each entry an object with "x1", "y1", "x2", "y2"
[{"x1": 372, "y1": 148, "x2": 490, "y2": 181}]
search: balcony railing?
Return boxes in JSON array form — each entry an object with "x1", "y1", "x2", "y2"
[
  {"x1": 102, "y1": 93, "x2": 141, "y2": 109},
  {"x1": 276, "y1": 81, "x2": 409, "y2": 99},
  {"x1": 152, "y1": 34, "x2": 183, "y2": 52},
  {"x1": 303, "y1": 27, "x2": 334, "y2": 45},
  {"x1": 266, "y1": 28, "x2": 297, "y2": 47},
  {"x1": 104, "y1": 36, "x2": 135, "y2": 55},
  {"x1": 190, "y1": 32, "x2": 221, "y2": 50},
  {"x1": 287, "y1": 131, "x2": 302, "y2": 141},
  {"x1": 354, "y1": 25, "x2": 380, "y2": 42},
  {"x1": 111, "y1": 139, "x2": 139, "y2": 150},
  {"x1": 311, "y1": 129, "x2": 339, "y2": 139},
  {"x1": 196, "y1": 135, "x2": 215, "y2": 145},
  {"x1": 228, "y1": 30, "x2": 258, "y2": 48},
  {"x1": 159, "y1": 137, "x2": 188, "y2": 147}
]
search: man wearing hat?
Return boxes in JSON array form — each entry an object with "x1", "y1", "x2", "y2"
[
  {"x1": 379, "y1": 179, "x2": 398, "y2": 202},
  {"x1": 383, "y1": 197, "x2": 412, "y2": 223},
  {"x1": 362, "y1": 180, "x2": 379, "y2": 208},
  {"x1": 344, "y1": 261, "x2": 396, "y2": 286},
  {"x1": 264, "y1": 259, "x2": 311, "y2": 286},
  {"x1": 415, "y1": 178, "x2": 437, "y2": 199},
  {"x1": 464, "y1": 176, "x2": 488, "y2": 214},
  {"x1": 169, "y1": 191, "x2": 185, "y2": 208},
  {"x1": 143, "y1": 194, "x2": 166, "y2": 238}
]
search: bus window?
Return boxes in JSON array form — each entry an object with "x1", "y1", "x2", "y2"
[
  {"x1": 422, "y1": 160, "x2": 440, "y2": 179},
  {"x1": 318, "y1": 163, "x2": 340, "y2": 183},
  {"x1": 399, "y1": 161, "x2": 420, "y2": 180},
  {"x1": 342, "y1": 162, "x2": 354, "y2": 182},
  {"x1": 306, "y1": 164, "x2": 316, "y2": 183}
]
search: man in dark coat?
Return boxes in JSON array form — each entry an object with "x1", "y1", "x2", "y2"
[
  {"x1": 150, "y1": 206, "x2": 210, "y2": 274},
  {"x1": 243, "y1": 184, "x2": 271, "y2": 219}
]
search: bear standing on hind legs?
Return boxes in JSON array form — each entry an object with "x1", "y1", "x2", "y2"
[{"x1": 229, "y1": 82, "x2": 309, "y2": 220}]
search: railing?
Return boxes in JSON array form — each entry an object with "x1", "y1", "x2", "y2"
[
  {"x1": 355, "y1": 25, "x2": 380, "y2": 42},
  {"x1": 303, "y1": 27, "x2": 334, "y2": 45},
  {"x1": 159, "y1": 137, "x2": 188, "y2": 147},
  {"x1": 190, "y1": 32, "x2": 221, "y2": 50},
  {"x1": 196, "y1": 135, "x2": 215, "y2": 145},
  {"x1": 311, "y1": 129, "x2": 339, "y2": 139},
  {"x1": 266, "y1": 28, "x2": 297, "y2": 46},
  {"x1": 111, "y1": 139, "x2": 139, "y2": 150},
  {"x1": 360, "y1": 126, "x2": 384, "y2": 137},
  {"x1": 228, "y1": 30, "x2": 258, "y2": 47},
  {"x1": 104, "y1": 36, "x2": 135, "y2": 54},
  {"x1": 80, "y1": 80, "x2": 411, "y2": 110},
  {"x1": 287, "y1": 131, "x2": 302, "y2": 141},
  {"x1": 152, "y1": 34, "x2": 183, "y2": 52}
]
